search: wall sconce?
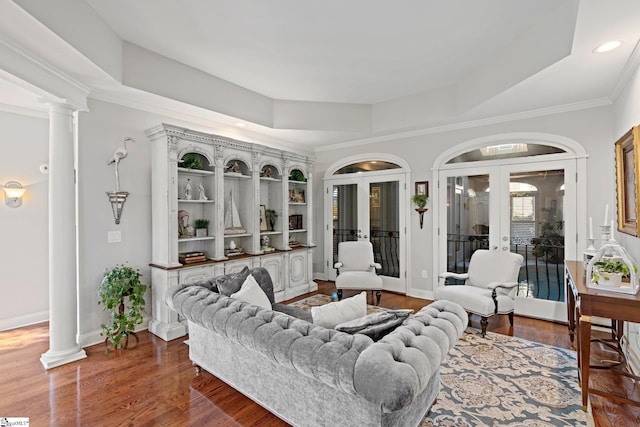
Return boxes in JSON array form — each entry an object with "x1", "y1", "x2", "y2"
[{"x1": 4, "y1": 181, "x2": 26, "y2": 207}]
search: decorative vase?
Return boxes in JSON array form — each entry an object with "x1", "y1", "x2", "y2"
[{"x1": 596, "y1": 272, "x2": 623, "y2": 287}]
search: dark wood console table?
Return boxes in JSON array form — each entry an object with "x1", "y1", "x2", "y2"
[{"x1": 565, "y1": 260, "x2": 640, "y2": 410}]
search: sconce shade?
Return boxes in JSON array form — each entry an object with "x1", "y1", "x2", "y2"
[{"x1": 4, "y1": 181, "x2": 26, "y2": 207}]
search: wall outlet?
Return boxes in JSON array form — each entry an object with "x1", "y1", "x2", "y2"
[
  {"x1": 107, "y1": 230, "x2": 121, "y2": 243},
  {"x1": 421, "y1": 269, "x2": 428, "y2": 279}
]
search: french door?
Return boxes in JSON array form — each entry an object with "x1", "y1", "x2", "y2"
[
  {"x1": 438, "y1": 158, "x2": 576, "y2": 321},
  {"x1": 325, "y1": 173, "x2": 407, "y2": 293}
]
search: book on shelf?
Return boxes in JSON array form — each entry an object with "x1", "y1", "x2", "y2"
[
  {"x1": 179, "y1": 251, "x2": 204, "y2": 257},
  {"x1": 179, "y1": 252, "x2": 207, "y2": 264},
  {"x1": 180, "y1": 257, "x2": 207, "y2": 264}
]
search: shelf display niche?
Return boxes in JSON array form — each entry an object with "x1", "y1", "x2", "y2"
[
  {"x1": 224, "y1": 158, "x2": 253, "y2": 256},
  {"x1": 260, "y1": 164, "x2": 283, "y2": 251},
  {"x1": 177, "y1": 152, "x2": 215, "y2": 263}
]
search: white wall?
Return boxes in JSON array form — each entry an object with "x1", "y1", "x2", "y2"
[
  {"x1": 612, "y1": 61, "x2": 640, "y2": 371},
  {"x1": 0, "y1": 111, "x2": 49, "y2": 330},
  {"x1": 315, "y1": 106, "x2": 613, "y2": 296}
]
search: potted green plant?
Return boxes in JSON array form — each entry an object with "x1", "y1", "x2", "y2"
[
  {"x1": 412, "y1": 194, "x2": 428, "y2": 209},
  {"x1": 194, "y1": 218, "x2": 209, "y2": 237},
  {"x1": 98, "y1": 264, "x2": 147, "y2": 351},
  {"x1": 289, "y1": 169, "x2": 306, "y2": 182},
  {"x1": 265, "y1": 209, "x2": 278, "y2": 231},
  {"x1": 412, "y1": 194, "x2": 428, "y2": 229},
  {"x1": 592, "y1": 259, "x2": 636, "y2": 286},
  {"x1": 181, "y1": 153, "x2": 202, "y2": 170}
]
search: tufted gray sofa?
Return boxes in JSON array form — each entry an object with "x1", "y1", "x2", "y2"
[{"x1": 166, "y1": 267, "x2": 467, "y2": 427}]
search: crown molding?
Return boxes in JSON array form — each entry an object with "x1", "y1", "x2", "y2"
[
  {"x1": 316, "y1": 97, "x2": 612, "y2": 152},
  {"x1": 89, "y1": 88, "x2": 312, "y2": 156},
  {"x1": 610, "y1": 38, "x2": 640, "y2": 103},
  {"x1": 0, "y1": 102, "x2": 48, "y2": 119}
]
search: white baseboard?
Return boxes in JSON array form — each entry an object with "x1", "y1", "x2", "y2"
[
  {"x1": 78, "y1": 316, "x2": 151, "y2": 348},
  {"x1": 0, "y1": 310, "x2": 49, "y2": 331},
  {"x1": 407, "y1": 288, "x2": 433, "y2": 301},
  {"x1": 313, "y1": 272, "x2": 328, "y2": 281}
]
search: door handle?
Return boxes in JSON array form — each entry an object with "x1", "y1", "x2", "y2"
[
  {"x1": 491, "y1": 245, "x2": 498, "y2": 250},
  {"x1": 502, "y1": 246, "x2": 509, "y2": 251},
  {"x1": 363, "y1": 235, "x2": 368, "y2": 239}
]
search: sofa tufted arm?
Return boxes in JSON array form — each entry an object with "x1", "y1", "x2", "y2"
[{"x1": 353, "y1": 300, "x2": 468, "y2": 412}]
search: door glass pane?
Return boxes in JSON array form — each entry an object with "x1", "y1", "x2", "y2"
[
  {"x1": 370, "y1": 181, "x2": 399, "y2": 278},
  {"x1": 510, "y1": 170, "x2": 565, "y2": 302},
  {"x1": 446, "y1": 143, "x2": 565, "y2": 164},
  {"x1": 332, "y1": 184, "x2": 358, "y2": 266},
  {"x1": 445, "y1": 175, "x2": 490, "y2": 283}
]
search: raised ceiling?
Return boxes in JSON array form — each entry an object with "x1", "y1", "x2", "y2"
[{"x1": 1, "y1": 0, "x2": 640, "y2": 150}]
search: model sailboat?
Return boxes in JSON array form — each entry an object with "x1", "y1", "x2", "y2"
[{"x1": 224, "y1": 189, "x2": 246, "y2": 234}]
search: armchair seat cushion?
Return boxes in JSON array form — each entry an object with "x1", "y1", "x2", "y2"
[
  {"x1": 434, "y1": 285, "x2": 514, "y2": 316},
  {"x1": 335, "y1": 272, "x2": 383, "y2": 289}
]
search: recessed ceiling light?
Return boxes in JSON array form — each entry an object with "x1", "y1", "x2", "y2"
[
  {"x1": 235, "y1": 122, "x2": 246, "y2": 127},
  {"x1": 593, "y1": 40, "x2": 622, "y2": 53}
]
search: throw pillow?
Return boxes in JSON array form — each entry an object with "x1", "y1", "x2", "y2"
[
  {"x1": 230, "y1": 274, "x2": 272, "y2": 310},
  {"x1": 335, "y1": 309, "x2": 413, "y2": 341},
  {"x1": 216, "y1": 266, "x2": 250, "y2": 296},
  {"x1": 311, "y1": 291, "x2": 367, "y2": 329}
]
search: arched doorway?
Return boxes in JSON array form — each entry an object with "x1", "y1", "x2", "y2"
[
  {"x1": 432, "y1": 133, "x2": 587, "y2": 321},
  {"x1": 324, "y1": 154, "x2": 410, "y2": 294}
]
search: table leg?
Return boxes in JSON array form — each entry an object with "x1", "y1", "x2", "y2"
[
  {"x1": 566, "y1": 278, "x2": 576, "y2": 342},
  {"x1": 579, "y1": 314, "x2": 592, "y2": 411}
]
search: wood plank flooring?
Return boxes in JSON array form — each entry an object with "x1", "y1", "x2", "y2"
[{"x1": 1, "y1": 281, "x2": 639, "y2": 426}]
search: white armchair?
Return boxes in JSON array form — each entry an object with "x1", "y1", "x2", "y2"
[
  {"x1": 434, "y1": 249, "x2": 523, "y2": 337},
  {"x1": 334, "y1": 241, "x2": 383, "y2": 305}
]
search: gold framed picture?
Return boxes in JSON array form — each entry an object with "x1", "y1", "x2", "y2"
[
  {"x1": 415, "y1": 181, "x2": 429, "y2": 197},
  {"x1": 615, "y1": 126, "x2": 640, "y2": 236}
]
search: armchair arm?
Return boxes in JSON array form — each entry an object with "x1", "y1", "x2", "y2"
[
  {"x1": 487, "y1": 281, "x2": 518, "y2": 291},
  {"x1": 438, "y1": 272, "x2": 469, "y2": 283},
  {"x1": 487, "y1": 282, "x2": 518, "y2": 315},
  {"x1": 334, "y1": 262, "x2": 343, "y2": 269}
]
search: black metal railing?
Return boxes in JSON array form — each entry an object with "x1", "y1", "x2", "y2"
[
  {"x1": 371, "y1": 230, "x2": 400, "y2": 277},
  {"x1": 445, "y1": 234, "x2": 565, "y2": 302}
]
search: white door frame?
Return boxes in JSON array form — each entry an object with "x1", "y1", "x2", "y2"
[
  {"x1": 323, "y1": 153, "x2": 411, "y2": 293},
  {"x1": 432, "y1": 132, "x2": 588, "y2": 321}
]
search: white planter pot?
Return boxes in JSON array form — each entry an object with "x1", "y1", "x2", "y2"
[
  {"x1": 596, "y1": 272, "x2": 623, "y2": 287},
  {"x1": 195, "y1": 228, "x2": 207, "y2": 237}
]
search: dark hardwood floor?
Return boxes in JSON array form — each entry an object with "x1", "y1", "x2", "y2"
[{"x1": 1, "y1": 281, "x2": 639, "y2": 426}]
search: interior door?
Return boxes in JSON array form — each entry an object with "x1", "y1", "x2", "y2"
[
  {"x1": 438, "y1": 159, "x2": 575, "y2": 321},
  {"x1": 325, "y1": 173, "x2": 406, "y2": 293}
]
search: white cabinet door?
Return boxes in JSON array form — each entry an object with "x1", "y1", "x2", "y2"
[
  {"x1": 179, "y1": 265, "x2": 214, "y2": 284},
  {"x1": 289, "y1": 251, "x2": 308, "y2": 287},
  {"x1": 225, "y1": 259, "x2": 253, "y2": 274},
  {"x1": 261, "y1": 254, "x2": 284, "y2": 292}
]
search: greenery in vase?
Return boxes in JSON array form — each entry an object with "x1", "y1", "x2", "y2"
[
  {"x1": 194, "y1": 219, "x2": 209, "y2": 229},
  {"x1": 98, "y1": 264, "x2": 147, "y2": 351},
  {"x1": 181, "y1": 153, "x2": 202, "y2": 170},
  {"x1": 289, "y1": 169, "x2": 306, "y2": 182},
  {"x1": 412, "y1": 194, "x2": 428, "y2": 209},
  {"x1": 592, "y1": 259, "x2": 636, "y2": 282},
  {"x1": 265, "y1": 209, "x2": 278, "y2": 230}
]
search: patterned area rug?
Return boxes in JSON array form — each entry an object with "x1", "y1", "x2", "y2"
[
  {"x1": 289, "y1": 294, "x2": 594, "y2": 427},
  {"x1": 288, "y1": 295, "x2": 592, "y2": 427},
  {"x1": 421, "y1": 330, "x2": 593, "y2": 427}
]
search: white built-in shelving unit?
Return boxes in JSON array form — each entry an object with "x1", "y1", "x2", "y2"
[{"x1": 145, "y1": 124, "x2": 316, "y2": 341}]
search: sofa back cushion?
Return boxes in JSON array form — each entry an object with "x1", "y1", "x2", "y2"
[{"x1": 215, "y1": 266, "x2": 251, "y2": 296}]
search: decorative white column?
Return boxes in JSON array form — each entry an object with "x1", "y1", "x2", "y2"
[{"x1": 40, "y1": 102, "x2": 86, "y2": 369}]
